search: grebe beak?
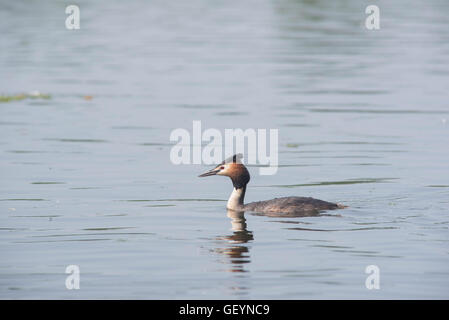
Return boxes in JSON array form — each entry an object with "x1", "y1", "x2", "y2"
[{"x1": 198, "y1": 167, "x2": 220, "y2": 177}]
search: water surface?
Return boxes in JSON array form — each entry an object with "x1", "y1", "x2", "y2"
[{"x1": 1, "y1": 0, "x2": 448, "y2": 299}]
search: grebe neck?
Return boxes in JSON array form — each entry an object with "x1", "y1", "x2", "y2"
[{"x1": 226, "y1": 186, "x2": 246, "y2": 211}]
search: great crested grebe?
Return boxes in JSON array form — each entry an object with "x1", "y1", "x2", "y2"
[{"x1": 199, "y1": 154, "x2": 345, "y2": 216}]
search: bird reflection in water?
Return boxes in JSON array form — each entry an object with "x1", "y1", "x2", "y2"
[{"x1": 213, "y1": 210, "x2": 253, "y2": 273}]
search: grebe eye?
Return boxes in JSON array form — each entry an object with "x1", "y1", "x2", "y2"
[{"x1": 220, "y1": 166, "x2": 225, "y2": 170}]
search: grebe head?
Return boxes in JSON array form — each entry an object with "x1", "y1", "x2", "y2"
[{"x1": 198, "y1": 154, "x2": 250, "y2": 189}]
